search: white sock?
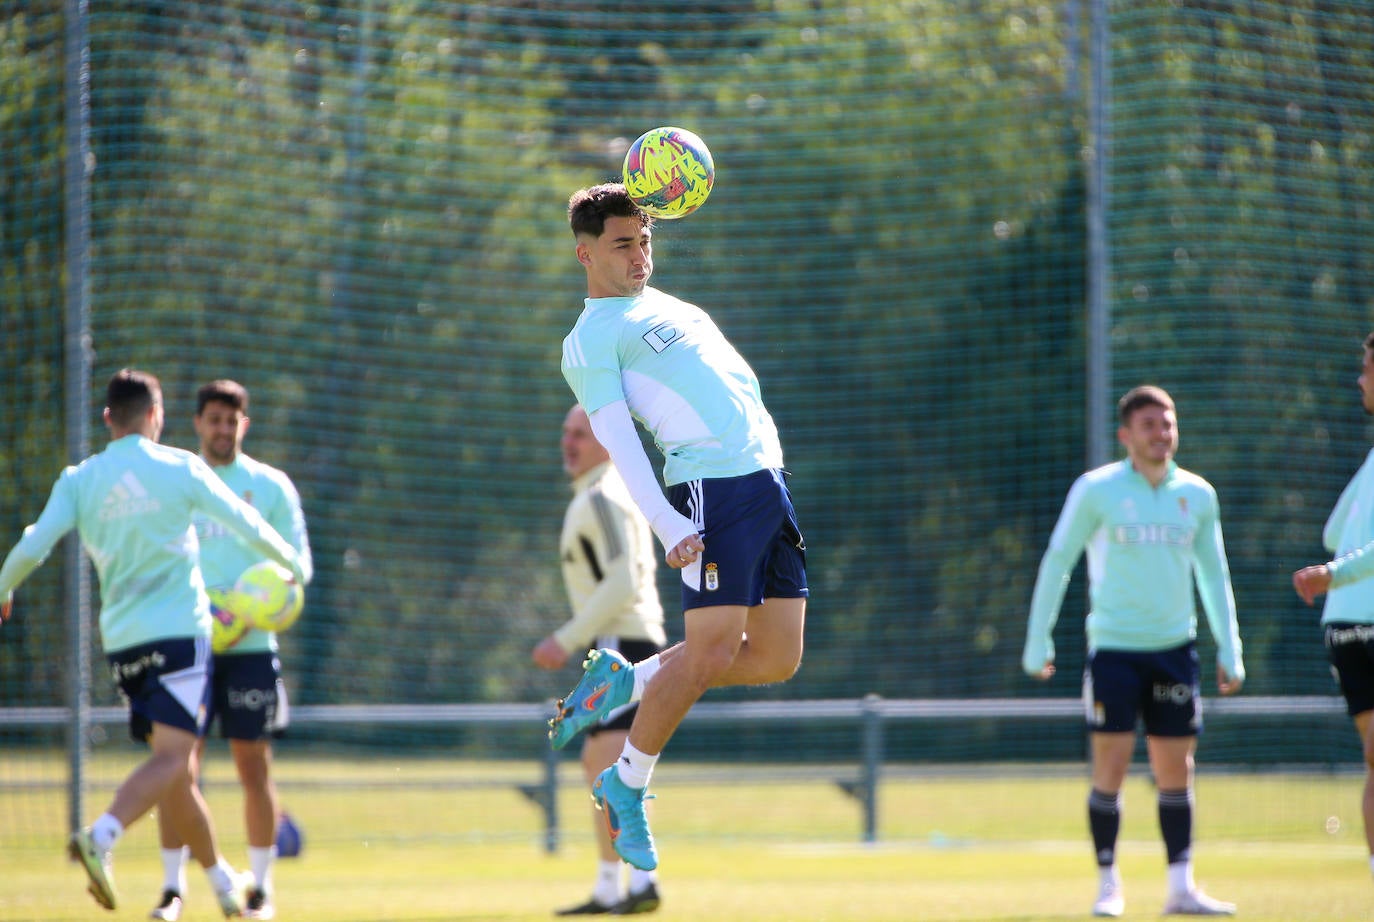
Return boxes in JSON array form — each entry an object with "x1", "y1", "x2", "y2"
[
  {"x1": 247, "y1": 845, "x2": 276, "y2": 892},
  {"x1": 1099, "y1": 865, "x2": 1120, "y2": 890},
  {"x1": 614, "y1": 741, "x2": 658, "y2": 790},
  {"x1": 593, "y1": 859, "x2": 623, "y2": 905},
  {"x1": 1166, "y1": 860, "x2": 1194, "y2": 895},
  {"x1": 205, "y1": 858, "x2": 238, "y2": 894},
  {"x1": 90, "y1": 813, "x2": 124, "y2": 853},
  {"x1": 630, "y1": 654, "x2": 661, "y2": 703},
  {"x1": 628, "y1": 866, "x2": 657, "y2": 892},
  {"x1": 161, "y1": 846, "x2": 190, "y2": 893},
  {"x1": 1368, "y1": 854, "x2": 1374, "y2": 877}
]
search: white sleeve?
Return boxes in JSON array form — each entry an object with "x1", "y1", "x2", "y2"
[{"x1": 588, "y1": 400, "x2": 699, "y2": 552}]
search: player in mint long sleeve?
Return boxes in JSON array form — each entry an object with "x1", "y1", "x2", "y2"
[
  {"x1": 151, "y1": 379, "x2": 313, "y2": 922},
  {"x1": 1021, "y1": 460, "x2": 1244, "y2": 681},
  {"x1": 0, "y1": 369, "x2": 292, "y2": 916},
  {"x1": 1021, "y1": 385, "x2": 1243, "y2": 919},
  {"x1": 0, "y1": 419, "x2": 304, "y2": 654},
  {"x1": 1292, "y1": 332, "x2": 1374, "y2": 879}
]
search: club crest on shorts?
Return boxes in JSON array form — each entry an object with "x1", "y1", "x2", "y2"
[{"x1": 704, "y1": 562, "x2": 719, "y2": 591}]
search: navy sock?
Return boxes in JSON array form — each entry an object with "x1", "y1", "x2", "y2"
[
  {"x1": 1088, "y1": 788, "x2": 1123, "y2": 866},
  {"x1": 1157, "y1": 787, "x2": 1194, "y2": 865}
]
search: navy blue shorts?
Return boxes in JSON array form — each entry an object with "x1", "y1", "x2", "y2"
[
  {"x1": 1324, "y1": 623, "x2": 1374, "y2": 717},
  {"x1": 586, "y1": 638, "x2": 663, "y2": 736},
  {"x1": 210, "y1": 652, "x2": 289, "y2": 741},
  {"x1": 1082, "y1": 642, "x2": 1201, "y2": 736},
  {"x1": 108, "y1": 636, "x2": 212, "y2": 742},
  {"x1": 666, "y1": 468, "x2": 808, "y2": 612}
]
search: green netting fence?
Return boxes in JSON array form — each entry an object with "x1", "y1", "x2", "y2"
[{"x1": 3, "y1": 0, "x2": 1374, "y2": 849}]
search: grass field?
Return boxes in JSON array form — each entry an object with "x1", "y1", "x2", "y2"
[{"x1": 2, "y1": 752, "x2": 1371, "y2": 921}]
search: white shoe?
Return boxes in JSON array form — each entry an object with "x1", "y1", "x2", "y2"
[
  {"x1": 1092, "y1": 880, "x2": 1124, "y2": 917},
  {"x1": 149, "y1": 889, "x2": 183, "y2": 921},
  {"x1": 215, "y1": 872, "x2": 252, "y2": 918},
  {"x1": 1162, "y1": 888, "x2": 1236, "y2": 916}
]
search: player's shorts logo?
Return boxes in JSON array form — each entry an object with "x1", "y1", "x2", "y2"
[{"x1": 704, "y1": 562, "x2": 719, "y2": 591}]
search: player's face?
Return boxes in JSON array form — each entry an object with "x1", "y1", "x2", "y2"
[
  {"x1": 1359, "y1": 348, "x2": 1374, "y2": 416},
  {"x1": 194, "y1": 400, "x2": 249, "y2": 466},
  {"x1": 1118, "y1": 403, "x2": 1177, "y2": 468},
  {"x1": 561, "y1": 406, "x2": 609, "y2": 479},
  {"x1": 578, "y1": 216, "x2": 652, "y2": 298}
]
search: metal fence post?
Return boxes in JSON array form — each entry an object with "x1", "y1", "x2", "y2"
[{"x1": 860, "y1": 693, "x2": 883, "y2": 843}]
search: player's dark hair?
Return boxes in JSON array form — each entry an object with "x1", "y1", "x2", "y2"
[
  {"x1": 106, "y1": 368, "x2": 162, "y2": 428},
  {"x1": 197, "y1": 379, "x2": 250, "y2": 416},
  {"x1": 568, "y1": 183, "x2": 651, "y2": 238},
  {"x1": 1117, "y1": 384, "x2": 1175, "y2": 424}
]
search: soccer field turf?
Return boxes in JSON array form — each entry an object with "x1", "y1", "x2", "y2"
[{"x1": 3, "y1": 754, "x2": 1370, "y2": 920}]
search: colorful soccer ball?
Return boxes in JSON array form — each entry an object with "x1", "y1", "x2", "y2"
[
  {"x1": 208, "y1": 587, "x2": 250, "y2": 653},
  {"x1": 234, "y1": 561, "x2": 305, "y2": 633},
  {"x1": 622, "y1": 126, "x2": 715, "y2": 220}
]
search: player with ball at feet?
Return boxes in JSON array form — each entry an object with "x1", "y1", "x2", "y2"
[
  {"x1": 551, "y1": 180, "x2": 809, "y2": 874},
  {"x1": 151, "y1": 379, "x2": 312, "y2": 922}
]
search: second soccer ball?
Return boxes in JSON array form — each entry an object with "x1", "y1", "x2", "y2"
[{"x1": 234, "y1": 561, "x2": 305, "y2": 633}]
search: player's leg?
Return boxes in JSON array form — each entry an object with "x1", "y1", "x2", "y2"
[
  {"x1": 150, "y1": 736, "x2": 204, "y2": 921},
  {"x1": 1083, "y1": 648, "x2": 1147, "y2": 918},
  {"x1": 1355, "y1": 710, "x2": 1374, "y2": 866},
  {"x1": 1325, "y1": 624, "x2": 1374, "y2": 873},
  {"x1": 1146, "y1": 643, "x2": 1233, "y2": 916},
  {"x1": 73, "y1": 638, "x2": 212, "y2": 912},
  {"x1": 1087, "y1": 731, "x2": 1133, "y2": 918},
  {"x1": 706, "y1": 595, "x2": 805, "y2": 689},
  {"x1": 588, "y1": 603, "x2": 748, "y2": 872},
  {"x1": 558, "y1": 728, "x2": 631, "y2": 915},
  {"x1": 223, "y1": 652, "x2": 288, "y2": 919}
]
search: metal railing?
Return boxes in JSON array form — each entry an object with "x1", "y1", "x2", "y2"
[{"x1": 0, "y1": 695, "x2": 1347, "y2": 851}]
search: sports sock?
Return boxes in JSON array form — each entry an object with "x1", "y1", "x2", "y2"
[
  {"x1": 1158, "y1": 787, "x2": 1194, "y2": 870},
  {"x1": 1166, "y1": 859, "x2": 1196, "y2": 896},
  {"x1": 1087, "y1": 788, "x2": 1122, "y2": 867},
  {"x1": 628, "y1": 866, "x2": 657, "y2": 892},
  {"x1": 247, "y1": 845, "x2": 276, "y2": 891},
  {"x1": 593, "y1": 859, "x2": 623, "y2": 905},
  {"x1": 91, "y1": 813, "x2": 124, "y2": 853},
  {"x1": 205, "y1": 858, "x2": 238, "y2": 895},
  {"x1": 161, "y1": 846, "x2": 189, "y2": 893},
  {"x1": 630, "y1": 654, "x2": 661, "y2": 703},
  {"x1": 614, "y1": 741, "x2": 658, "y2": 789}
]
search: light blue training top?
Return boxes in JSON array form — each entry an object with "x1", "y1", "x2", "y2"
[
  {"x1": 561, "y1": 286, "x2": 783, "y2": 486},
  {"x1": 1321, "y1": 447, "x2": 1374, "y2": 625},
  {"x1": 1021, "y1": 459, "x2": 1245, "y2": 680},
  {"x1": 0, "y1": 434, "x2": 303, "y2": 653},
  {"x1": 197, "y1": 453, "x2": 313, "y2": 654}
]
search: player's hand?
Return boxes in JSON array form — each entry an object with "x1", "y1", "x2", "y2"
[
  {"x1": 0, "y1": 591, "x2": 11, "y2": 624},
  {"x1": 666, "y1": 534, "x2": 705, "y2": 570},
  {"x1": 1216, "y1": 664, "x2": 1243, "y2": 696},
  {"x1": 1027, "y1": 661, "x2": 1055, "y2": 681},
  {"x1": 1292, "y1": 564, "x2": 1332, "y2": 606},
  {"x1": 532, "y1": 636, "x2": 569, "y2": 670}
]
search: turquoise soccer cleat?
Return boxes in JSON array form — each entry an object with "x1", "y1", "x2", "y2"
[
  {"x1": 592, "y1": 765, "x2": 658, "y2": 871},
  {"x1": 548, "y1": 649, "x2": 634, "y2": 750}
]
